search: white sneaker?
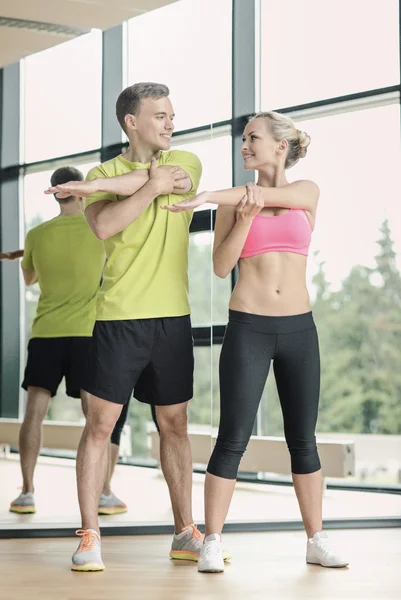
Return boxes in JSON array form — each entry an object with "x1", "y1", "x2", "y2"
[
  {"x1": 198, "y1": 534, "x2": 225, "y2": 573},
  {"x1": 306, "y1": 531, "x2": 349, "y2": 568}
]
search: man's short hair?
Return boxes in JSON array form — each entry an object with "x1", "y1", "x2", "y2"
[
  {"x1": 116, "y1": 82, "x2": 170, "y2": 133},
  {"x1": 50, "y1": 166, "x2": 84, "y2": 204}
]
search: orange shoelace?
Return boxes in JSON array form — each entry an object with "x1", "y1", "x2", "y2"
[
  {"x1": 75, "y1": 529, "x2": 99, "y2": 552},
  {"x1": 183, "y1": 524, "x2": 204, "y2": 541}
]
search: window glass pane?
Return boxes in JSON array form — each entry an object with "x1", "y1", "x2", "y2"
[
  {"x1": 189, "y1": 230, "x2": 231, "y2": 327},
  {"x1": 175, "y1": 130, "x2": 232, "y2": 326},
  {"x1": 189, "y1": 346, "x2": 219, "y2": 433},
  {"x1": 22, "y1": 161, "x2": 100, "y2": 422},
  {"x1": 128, "y1": 0, "x2": 232, "y2": 131},
  {"x1": 173, "y1": 132, "x2": 232, "y2": 195},
  {"x1": 260, "y1": 0, "x2": 399, "y2": 109},
  {"x1": 23, "y1": 32, "x2": 102, "y2": 163},
  {"x1": 258, "y1": 104, "x2": 401, "y2": 488}
]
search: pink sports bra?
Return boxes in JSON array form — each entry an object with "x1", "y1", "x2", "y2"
[{"x1": 240, "y1": 209, "x2": 312, "y2": 259}]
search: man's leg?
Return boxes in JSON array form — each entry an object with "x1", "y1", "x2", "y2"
[
  {"x1": 102, "y1": 400, "x2": 129, "y2": 496},
  {"x1": 80, "y1": 390, "x2": 117, "y2": 499},
  {"x1": 155, "y1": 402, "x2": 193, "y2": 532},
  {"x1": 80, "y1": 390, "x2": 90, "y2": 418},
  {"x1": 18, "y1": 386, "x2": 51, "y2": 493},
  {"x1": 76, "y1": 394, "x2": 122, "y2": 532},
  {"x1": 102, "y1": 443, "x2": 119, "y2": 496}
]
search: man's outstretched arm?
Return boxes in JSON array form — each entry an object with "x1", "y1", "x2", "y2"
[
  {"x1": 0, "y1": 249, "x2": 24, "y2": 260},
  {"x1": 45, "y1": 166, "x2": 191, "y2": 199}
]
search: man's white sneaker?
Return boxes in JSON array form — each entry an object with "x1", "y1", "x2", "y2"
[
  {"x1": 306, "y1": 531, "x2": 349, "y2": 568},
  {"x1": 198, "y1": 534, "x2": 225, "y2": 573}
]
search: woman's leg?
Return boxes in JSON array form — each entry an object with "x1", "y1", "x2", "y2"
[
  {"x1": 205, "y1": 316, "x2": 274, "y2": 537},
  {"x1": 273, "y1": 323, "x2": 322, "y2": 538}
]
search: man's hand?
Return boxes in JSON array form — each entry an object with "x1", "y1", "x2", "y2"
[
  {"x1": 0, "y1": 250, "x2": 24, "y2": 260},
  {"x1": 44, "y1": 179, "x2": 99, "y2": 199},
  {"x1": 148, "y1": 158, "x2": 184, "y2": 196},
  {"x1": 157, "y1": 165, "x2": 190, "y2": 192}
]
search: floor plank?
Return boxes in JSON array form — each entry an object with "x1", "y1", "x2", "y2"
[{"x1": 0, "y1": 529, "x2": 400, "y2": 600}]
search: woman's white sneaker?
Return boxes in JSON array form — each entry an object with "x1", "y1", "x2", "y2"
[
  {"x1": 306, "y1": 531, "x2": 349, "y2": 568},
  {"x1": 198, "y1": 534, "x2": 225, "y2": 573}
]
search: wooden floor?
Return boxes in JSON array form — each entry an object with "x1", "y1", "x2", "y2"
[
  {"x1": 0, "y1": 529, "x2": 400, "y2": 600},
  {"x1": 2, "y1": 456, "x2": 401, "y2": 531}
]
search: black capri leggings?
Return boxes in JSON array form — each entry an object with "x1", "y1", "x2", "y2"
[
  {"x1": 110, "y1": 401, "x2": 160, "y2": 446},
  {"x1": 207, "y1": 310, "x2": 321, "y2": 480}
]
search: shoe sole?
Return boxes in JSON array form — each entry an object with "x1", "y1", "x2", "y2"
[
  {"x1": 10, "y1": 506, "x2": 36, "y2": 514},
  {"x1": 198, "y1": 567, "x2": 225, "y2": 573},
  {"x1": 98, "y1": 507, "x2": 128, "y2": 515},
  {"x1": 71, "y1": 563, "x2": 105, "y2": 572},
  {"x1": 170, "y1": 550, "x2": 231, "y2": 562},
  {"x1": 307, "y1": 560, "x2": 349, "y2": 568}
]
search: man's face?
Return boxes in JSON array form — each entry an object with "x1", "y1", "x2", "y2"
[{"x1": 127, "y1": 96, "x2": 175, "y2": 152}]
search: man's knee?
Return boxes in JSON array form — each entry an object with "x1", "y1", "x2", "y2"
[
  {"x1": 86, "y1": 399, "x2": 122, "y2": 441},
  {"x1": 156, "y1": 403, "x2": 188, "y2": 437},
  {"x1": 24, "y1": 388, "x2": 51, "y2": 423}
]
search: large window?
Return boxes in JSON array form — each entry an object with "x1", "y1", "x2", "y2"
[
  {"x1": 23, "y1": 32, "x2": 102, "y2": 163},
  {"x1": 1, "y1": 0, "x2": 400, "y2": 536},
  {"x1": 128, "y1": 0, "x2": 232, "y2": 131},
  {"x1": 255, "y1": 103, "x2": 401, "y2": 485},
  {"x1": 260, "y1": 0, "x2": 399, "y2": 109}
]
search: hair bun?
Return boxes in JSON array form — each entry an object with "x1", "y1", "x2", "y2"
[{"x1": 297, "y1": 130, "x2": 311, "y2": 157}]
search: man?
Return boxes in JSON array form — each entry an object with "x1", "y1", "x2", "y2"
[
  {"x1": 8, "y1": 167, "x2": 106, "y2": 515},
  {"x1": 47, "y1": 82, "x2": 223, "y2": 572}
]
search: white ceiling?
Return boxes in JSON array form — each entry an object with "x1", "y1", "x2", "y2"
[{"x1": 0, "y1": 0, "x2": 178, "y2": 68}]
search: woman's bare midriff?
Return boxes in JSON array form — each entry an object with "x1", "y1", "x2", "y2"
[{"x1": 230, "y1": 252, "x2": 311, "y2": 317}]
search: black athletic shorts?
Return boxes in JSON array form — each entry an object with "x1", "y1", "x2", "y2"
[
  {"x1": 22, "y1": 337, "x2": 92, "y2": 398},
  {"x1": 84, "y1": 315, "x2": 194, "y2": 406}
]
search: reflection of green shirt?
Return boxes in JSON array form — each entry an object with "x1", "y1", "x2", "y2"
[
  {"x1": 85, "y1": 150, "x2": 202, "y2": 320},
  {"x1": 22, "y1": 214, "x2": 105, "y2": 338}
]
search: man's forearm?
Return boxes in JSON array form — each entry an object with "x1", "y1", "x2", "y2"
[
  {"x1": 21, "y1": 267, "x2": 37, "y2": 286},
  {"x1": 95, "y1": 169, "x2": 149, "y2": 197},
  {"x1": 88, "y1": 180, "x2": 161, "y2": 240},
  {"x1": 0, "y1": 249, "x2": 24, "y2": 260}
]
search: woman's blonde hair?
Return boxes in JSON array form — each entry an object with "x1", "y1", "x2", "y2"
[{"x1": 252, "y1": 111, "x2": 311, "y2": 169}]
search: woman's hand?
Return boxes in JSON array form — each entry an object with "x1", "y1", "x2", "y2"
[
  {"x1": 236, "y1": 182, "x2": 264, "y2": 222},
  {"x1": 161, "y1": 191, "x2": 210, "y2": 212}
]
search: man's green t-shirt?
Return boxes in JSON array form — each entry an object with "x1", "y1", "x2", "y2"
[
  {"x1": 85, "y1": 150, "x2": 202, "y2": 321},
  {"x1": 22, "y1": 214, "x2": 106, "y2": 338}
]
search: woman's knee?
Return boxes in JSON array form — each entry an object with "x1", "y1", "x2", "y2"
[
  {"x1": 207, "y1": 436, "x2": 248, "y2": 479},
  {"x1": 287, "y1": 438, "x2": 321, "y2": 474}
]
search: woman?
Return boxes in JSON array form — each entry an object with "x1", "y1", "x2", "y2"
[{"x1": 163, "y1": 111, "x2": 349, "y2": 572}]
